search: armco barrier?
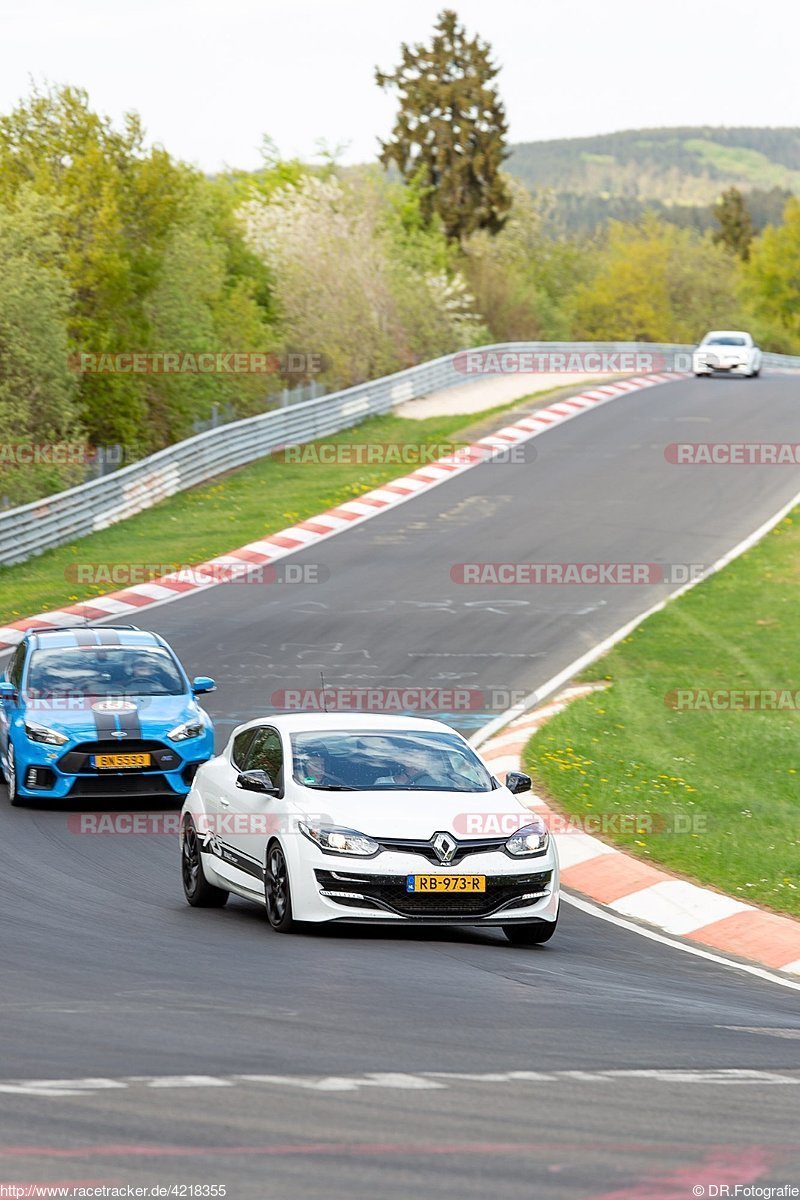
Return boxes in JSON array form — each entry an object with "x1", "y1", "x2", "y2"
[{"x1": 1, "y1": 341, "x2": 796, "y2": 566}]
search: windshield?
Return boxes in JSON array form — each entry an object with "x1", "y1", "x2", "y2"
[
  {"x1": 290, "y1": 730, "x2": 494, "y2": 792},
  {"x1": 704, "y1": 335, "x2": 746, "y2": 346},
  {"x1": 25, "y1": 646, "x2": 186, "y2": 697}
]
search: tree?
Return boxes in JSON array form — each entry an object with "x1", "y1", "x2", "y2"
[
  {"x1": 239, "y1": 170, "x2": 485, "y2": 387},
  {"x1": 572, "y1": 213, "x2": 744, "y2": 343},
  {"x1": 0, "y1": 84, "x2": 194, "y2": 453},
  {"x1": 376, "y1": 9, "x2": 511, "y2": 244},
  {"x1": 0, "y1": 188, "x2": 84, "y2": 505},
  {"x1": 463, "y1": 178, "x2": 580, "y2": 340},
  {"x1": 742, "y1": 198, "x2": 800, "y2": 351},
  {"x1": 0, "y1": 86, "x2": 278, "y2": 459},
  {"x1": 712, "y1": 187, "x2": 754, "y2": 260}
]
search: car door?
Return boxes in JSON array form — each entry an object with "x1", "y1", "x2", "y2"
[
  {"x1": 0, "y1": 643, "x2": 26, "y2": 765},
  {"x1": 206, "y1": 725, "x2": 287, "y2": 895}
]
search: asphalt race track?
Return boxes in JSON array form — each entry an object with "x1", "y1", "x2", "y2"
[{"x1": 2, "y1": 375, "x2": 800, "y2": 1198}]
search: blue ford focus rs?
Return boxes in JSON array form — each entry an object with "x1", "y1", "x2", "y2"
[{"x1": 0, "y1": 625, "x2": 216, "y2": 805}]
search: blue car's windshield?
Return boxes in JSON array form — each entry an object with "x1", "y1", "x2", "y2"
[{"x1": 25, "y1": 647, "x2": 186, "y2": 697}]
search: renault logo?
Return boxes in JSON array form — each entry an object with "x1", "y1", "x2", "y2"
[{"x1": 431, "y1": 832, "x2": 457, "y2": 864}]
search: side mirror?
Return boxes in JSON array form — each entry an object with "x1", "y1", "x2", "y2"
[
  {"x1": 236, "y1": 769, "x2": 279, "y2": 795},
  {"x1": 506, "y1": 770, "x2": 532, "y2": 795},
  {"x1": 192, "y1": 676, "x2": 216, "y2": 695},
  {"x1": 0, "y1": 682, "x2": 17, "y2": 703}
]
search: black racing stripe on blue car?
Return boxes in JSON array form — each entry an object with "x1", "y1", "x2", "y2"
[
  {"x1": 92, "y1": 708, "x2": 118, "y2": 737},
  {"x1": 116, "y1": 707, "x2": 142, "y2": 739}
]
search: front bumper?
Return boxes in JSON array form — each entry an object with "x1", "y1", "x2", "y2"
[
  {"x1": 693, "y1": 356, "x2": 752, "y2": 374},
  {"x1": 286, "y1": 844, "x2": 560, "y2": 925},
  {"x1": 12, "y1": 731, "x2": 214, "y2": 800}
]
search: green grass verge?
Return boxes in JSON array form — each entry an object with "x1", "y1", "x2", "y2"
[
  {"x1": 0, "y1": 395, "x2": 552, "y2": 626},
  {"x1": 523, "y1": 512, "x2": 800, "y2": 918}
]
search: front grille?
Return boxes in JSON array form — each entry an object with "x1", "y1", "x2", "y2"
[
  {"x1": 315, "y1": 870, "x2": 552, "y2": 918},
  {"x1": 58, "y1": 740, "x2": 181, "y2": 775},
  {"x1": 68, "y1": 774, "x2": 176, "y2": 798},
  {"x1": 376, "y1": 835, "x2": 510, "y2": 866}
]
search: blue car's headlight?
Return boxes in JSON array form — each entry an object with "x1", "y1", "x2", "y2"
[
  {"x1": 25, "y1": 721, "x2": 69, "y2": 746},
  {"x1": 167, "y1": 720, "x2": 205, "y2": 742}
]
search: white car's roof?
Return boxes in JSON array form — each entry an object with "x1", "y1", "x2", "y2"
[
  {"x1": 230, "y1": 711, "x2": 461, "y2": 737},
  {"x1": 701, "y1": 330, "x2": 753, "y2": 340}
]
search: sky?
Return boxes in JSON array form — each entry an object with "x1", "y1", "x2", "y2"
[{"x1": 2, "y1": 0, "x2": 799, "y2": 172}]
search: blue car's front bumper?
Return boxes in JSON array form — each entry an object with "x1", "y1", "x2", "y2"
[{"x1": 12, "y1": 727, "x2": 215, "y2": 801}]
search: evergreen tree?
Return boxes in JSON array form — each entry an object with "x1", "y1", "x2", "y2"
[
  {"x1": 712, "y1": 187, "x2": 754, "y2": 260},
  {"x1": 376, "y1": 9, "x2": 511, "y2": 244}
]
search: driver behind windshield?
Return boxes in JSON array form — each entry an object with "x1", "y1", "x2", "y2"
[
  {"x1": 121, "y1": 654, "x2": 180, "y2": 694},
  {"x1": 300, "y1": 745, "x2": 339, "y2": 787},
  {"x1": 373, "y1": 752, "x2": 442, "y2": 788}
]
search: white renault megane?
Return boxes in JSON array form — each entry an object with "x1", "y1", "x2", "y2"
[{"x1": 180, "y1": 713, "x2": 560, "y2": 945}]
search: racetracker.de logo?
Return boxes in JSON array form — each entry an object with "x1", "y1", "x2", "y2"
[
  {"x1": 452, "y1": 350, "x2": 678, "y2": 375},
  {"x1": 0, "y1": 441, "x2": 119, "y2": 466},
  {"x1": 271, "y1": 687, "x2": 531, "y2": 713},
  {"x1": 450, "y1": 563, "x2": 706, "y2": 585},
  {"x1": 275, "y1": 441, "x2": 526, "y2": 466},
  {"x1": 63, "y1": 562, "x2": 328, "y2": 586},
  {"x1": 68, "y1": 350, "x2": 325, "y2": 376},
  {"x1": 665, "y1": 442, "x2": 800, "y2": 465},
  {"x1": 665, "y1": 688, "x2": 800, "y2": 711},
  {"x1": 67, "y1": 812, "x2": 332, "y2": 835}
]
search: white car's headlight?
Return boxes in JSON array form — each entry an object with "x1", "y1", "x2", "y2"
[
  {"x1": 299, "y1": 822, "x2": 379, "y2": 857},
  {"x1": 167, "y1": 720, "x2": 204, "y2": 742},
  {"x1": 505, "y1": 821, "x2": 549, "y2": 857},
  {"x1": 24, "y1": 721, "x2": 69, "y2": 746}
]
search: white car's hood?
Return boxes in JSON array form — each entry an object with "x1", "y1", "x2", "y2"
[{"x1": 292, "y1": 786, "x2": 536, "y2": 840}]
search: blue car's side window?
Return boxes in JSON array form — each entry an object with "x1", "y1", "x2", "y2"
[{"x1": 7, "y1": 644, "x2": 25, "y2": 691}]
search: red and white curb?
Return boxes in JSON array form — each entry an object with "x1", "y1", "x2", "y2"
[
  {"x1": 0, "y1": 374, "x2": 681, "y2": 651},
  {"x1": 479, "y1": 687, "x2": 800, "y2": 978}
]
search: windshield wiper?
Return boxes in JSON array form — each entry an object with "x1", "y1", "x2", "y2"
[{"x1": 302, "y1": 783, "x2": 357, "y2": 791}]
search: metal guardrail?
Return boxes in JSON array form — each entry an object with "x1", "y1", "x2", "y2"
[{"x1": 1, "y1": 341, "x2": 795, "y2": 567}]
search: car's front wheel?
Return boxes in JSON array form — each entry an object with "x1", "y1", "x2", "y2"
[
  {"x1": 181, "y1": 816, "x2": 229, "y2": 908},
  {"x1": 503, "y1": 914, "x2": 558, "y2": 946},
  {"x1": 265, "y1": 841, "x2": 295, "y2": 933},
  {"x1": 6, "y1": 744, "x2": 21, "y2": 807}
]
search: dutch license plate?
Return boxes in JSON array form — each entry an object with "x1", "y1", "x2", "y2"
[
  {"x1": 92, "y1": 753, "x2": 151, "y2": 770},
  {"x1": 406, "y1": 875, "x2": 486, "y2": 893}
]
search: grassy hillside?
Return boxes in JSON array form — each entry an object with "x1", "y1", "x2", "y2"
[{"x1": 507, "y1": 127, "x2": 800, "y2": 231}]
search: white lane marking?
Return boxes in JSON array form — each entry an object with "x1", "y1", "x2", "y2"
[
  {"x1": 1, "y1": 1069, "x2": 799, "y2": 1099},
  {"x1": 239, "y1": 1072, "x2": 448, "y2": 1092},
  {"x1": 597, "y1": 1069, "x2": 798, "y2": 1084},
  {"x1": 128, "y1": 1075, "x2": 234, "y2": 1088},
  {"x1": 0, "y1": 1078, "x2": 129, "y2": 1097},
  {"x1": 562, "y1": 894, "x2": 800, "y2": 994},
  {"x1": 721, "y1": 1027, "x2": 800, "y2": 1039}
]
